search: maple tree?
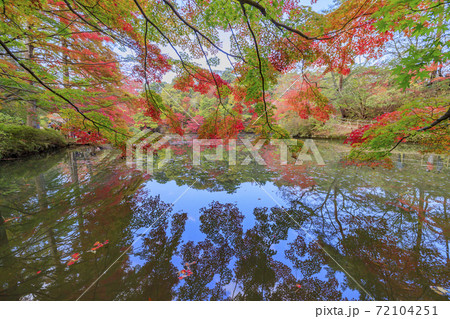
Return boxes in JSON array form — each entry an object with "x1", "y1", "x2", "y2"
[{"x1": 0, "y1": 0, "x2": 169, "y2": 145}]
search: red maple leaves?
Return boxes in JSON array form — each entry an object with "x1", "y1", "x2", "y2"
[
  {"x1": 62, "y1": 127, "x2": 108, "y2": 145},
  {"x1": 173, "y1": 70, "x2": 229, "y2": 96},
  {"x1": 276, "y1": 78, "x2": 334, "y2": 122}
]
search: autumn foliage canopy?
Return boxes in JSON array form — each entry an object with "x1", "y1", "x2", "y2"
[{"x1": 0, "y1": 0, "x2": 448, "y2": 154}]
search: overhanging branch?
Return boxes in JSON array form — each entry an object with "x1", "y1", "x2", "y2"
[
  {"x1": 417, "y1": 106, "x2": 450, "y2": 131},
  {"x1": 162, "y1": 0, "x2": 245, "y2": 62}
]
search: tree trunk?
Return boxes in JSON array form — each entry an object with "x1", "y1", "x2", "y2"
[
  {"x1": 430, "y1": 7, "x2": 444, "y2": 81},
  {"x1": 62, "y1": 38, "x2": 70, "y2": 88},
  {"x1": 26, "y1": 37, "x2": 39, "y2": 128}
]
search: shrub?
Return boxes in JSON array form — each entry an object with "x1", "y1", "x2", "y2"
[
  {"x1": 0, "y1": 124, "x2": 67, "y2": 159},
  {"x1": 0, "y1": 113, "x2": 24, "y2": 125}
]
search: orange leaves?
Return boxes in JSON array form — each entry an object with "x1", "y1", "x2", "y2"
[
  {"x1": 143, "y1": 98, "x2": 162, "y2": 122},
  {"x1": 272, "y1": 162, "x2": 316, "y2": 189},
  {"x1": 2, "y1": 216, "x2": 19, "y2": 223},
  {"x1": 0, "y1": 0, "x2": 145, "y2": 148},
  {"x1": 177, "y1": 261, "x2": 197, "y2": 280},
  {"x1": 72, "y1": 32, "x2": 112, "y2": 42},
  {"x1": 67, "y1": 253, "x2": 81, "y2": 266},
  {"x1": 173, "y1": 69, "x2": 229, "y2": 96},
  {"x1": 133, "y1": 43, "x2": 171, "y2": 83},
  {"x1": 268, "y1": 39, "x2": 300, "y2": 73},
  {"x1": 163, "y1": 114, "x2": 185, "y2": 136},
  {"x1": 276, "y1": 77, "x2": 334, "y2": 122},
  {"x1": 178, "y1": 269, "x2": 193, "y2": 280},
  {"x1": 308, "y1": 1, "x2": 392, "y2": 74},
  {"x1": 66, "y1": 240, "x2": 109, "y2": 266},
  {"x1": 88, "y1": 240, "x2": 109, "y2": 254},
  {"x1": 62, "y1": 128, "x2": 108, "y2": 145}
]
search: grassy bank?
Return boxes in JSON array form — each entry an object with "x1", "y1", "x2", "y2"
[{"x1": 0, "y1": 124, "x2": 68, "y2": 160}]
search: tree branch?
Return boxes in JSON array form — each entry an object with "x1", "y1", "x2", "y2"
[
  {"x1": 417, "y1": 106, "x2": 450, "y2": 131},
  {"x1": 132, "y1": 0, "x2": 209, "y2": 85},
  {"x1": 237, "y1": 0, "x2": 314, "y2": 40},
  {"x1": 240, "y1": 1, "x2": 280, "y2": 134},
  {"x1": 62, "y1": 0, "x2": 127, "y2": 46},
  {"x1": 162, "y1": 0, "x2": 244, "y2": 61}
]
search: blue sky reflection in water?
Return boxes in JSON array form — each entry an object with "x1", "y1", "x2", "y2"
[{"x1": 0, "y1": 140, "x2": 449, "y2": 301}]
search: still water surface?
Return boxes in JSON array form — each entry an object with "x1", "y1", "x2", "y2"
[{"x1": 0, "y1": 140, "x2": 449, "y2": 300}]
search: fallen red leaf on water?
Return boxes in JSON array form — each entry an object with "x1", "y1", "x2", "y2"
[
  {"x1": 67, "y1": 253, "x2": 80, "y2": 266},
  {"x1": 178, "y1": 261, "x2": 197, "y2": 280},
  {"x1": 88, "y1": 240, "x2": 109, "y2": 253}
]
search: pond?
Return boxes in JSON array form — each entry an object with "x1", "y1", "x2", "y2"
[{"x1": 0, "y1": 139, "x2": 449, "y2": 301}]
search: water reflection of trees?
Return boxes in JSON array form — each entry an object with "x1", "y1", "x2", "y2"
[
  {"x1": 0, "y1": 148, "x2": 149, "y2": 300},
  {"x1": 276, "y1": 160, "x2": 450, "y2": 301},
  {"x1": 1, "y1": 144, "x2": 449, "y2": 301},
  {"x1": 175, "y1": 202, "x2": 342, "y2": 301},
  {"x1": 151, "y1": 144, "x2": 277, "y2": 193}
]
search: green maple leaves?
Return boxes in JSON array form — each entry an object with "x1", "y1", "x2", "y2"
[{"x1": 374, "y1": 0, "x2": 450, "y2": 89}]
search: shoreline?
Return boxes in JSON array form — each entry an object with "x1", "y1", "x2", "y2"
[{"x1": 0, "y1": 124, "x2": 70, "y2": 161}]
